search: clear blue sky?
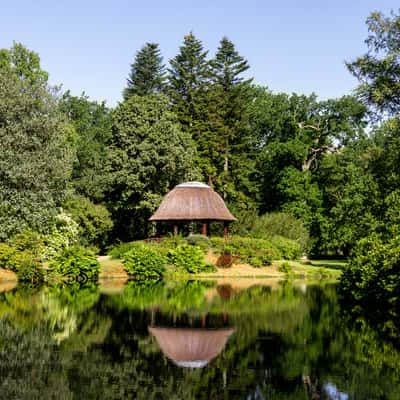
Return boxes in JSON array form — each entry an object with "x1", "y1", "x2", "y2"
[{"x1": 1, "y1": 1, "x2": 398, "y2": 106}]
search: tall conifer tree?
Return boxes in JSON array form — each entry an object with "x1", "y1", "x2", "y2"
[
  {"x1": 167, "y1": 32, "x2": 210, "y2": 131},
  {"x1": 211, "y1": 36, "x2": 251, "y2": 89},
  {"x1": 123, "y1": 43, "x2": 166, "y2": 99},
  {"x1": 208, "y1": 37, "x2": 256, "y2": 205}
]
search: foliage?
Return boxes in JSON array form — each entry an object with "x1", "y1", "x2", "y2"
[
  {"x1": 316, "y1": 149, "x2": 381, "y2": 255},
  {"x1": 168, "y1": 32, "x2": 210, "y2": 131},
  {"x1": 0, "y1": 231, "x2": 44, "y2": 282},
  {"x1": 0, "y1": 243, "x2": 15, "y2": 268},
  {"x1": 122, "y1": 244, "x2": 166, "y2": 280},
  {"x1": 0, "y1": 55, "x2": 73, "y2": 240},
  {"x1": 210, "y1": 36, "x2": 252, "y2": 89},
  {"x1": 340, "y1": 234, "x2": 400, "y2": 311},
  {"x1": 270, "y1": 236, "x2": 302, "y2": 260},
  {"x1": 42, "y1": 212, "x2": 79, "y2": 259},
  {"x1": 0, "y1": 243, "x2": 44, "y2": 285},
  {"x1": 63, "y1": 195, "x2": 113, "y2": 250},
  {"x1": 12, "y1": 253, "x2": 44, "y2": 284},
  {"x1": 156, "y1": 234, "x2": 187, "y2": 254},
  {"x1": 0, "y1": 41, "x2": 49, "y2": 85},
  {"x1": 228, "y1": 206, "x2": 259, "y2": 236},
  {"x1": 9, "y1": 230, "x2": 45, "y2": 255},
  {"x1": 346, "y1": 10, "x2": 400, "y2": 116},
  {"x1": 167, "y1": 244, "x2": 215, "y2": 273},
  {"x1": 210, "y1": 236, "x2": 280, "y2": 267},
  {"x1": 279, "y1": 261, "x2": 293, "y2": 274},
  {"x1": 59, "y1": 91, "x2": 112, "y2": 201},
  {"x1": 108, "y1": 241, "x2": 141, "y2": 259},
  {"x1": 123, "y1": 42, "x2": 166, "y2": 98},
  {"x1": 105, "y1": 94, "x2": 197, "y2": 240},
  {"x1": 49, "y1": 246, "x2": 100, "y2": 282},
  {"x1": 185, "y1": 234, "x2": 211, "y2": 253},
  {"x1": 250, "y1": 212, "x2": 309, "y2": 250}
]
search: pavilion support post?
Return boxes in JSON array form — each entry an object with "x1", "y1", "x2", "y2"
[
  {"x1": 173, "y1": 224, "x2": 178, "y2": 236},
  {"x1": 223, "y1": 222, "x2": 229, "y2": 238},
  {"x1": 202, "y1": 223, "x2": 207, "y2": 236}
]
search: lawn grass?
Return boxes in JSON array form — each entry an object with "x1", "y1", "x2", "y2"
[
  {"x1": 309, "y1": 259, "x2": 346, "y2": 269},
  {"x1": 275, "y1": 260, "x2": 343, "y2": 279}
]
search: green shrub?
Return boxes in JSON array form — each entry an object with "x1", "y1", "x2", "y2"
[
  {"x1": 12, "y1": 252, "x2": 44, "y2": 283},
  {"x1": 279, "y1": 261, "x2": 293, "y2": 274},
  {"x1": 10, "y1": 231, "x2": 44, "y2": 257},
  {"x1": 340, "y1": 234, "x2": 400, "y2": 310},
  {"x1": 0, "y1": 237, "x2": 44, "y2": 282},
  {"x1": 0, "y1": 243, "x2": 15, "y2": 268},
  {"x1": 42, "y1": 212, "x2": 79, "y2": 260},
  {"x1": 123, "y1": 244, "x2": 166, "y2": 280},
  {"x1": 168, "y1": 244, "x2": 215, "y2": 273},
  {"x1": 158, "y1": 234, "x2": 186, "y2": 253},
  {"x1": 108, "y1": 241, "x2": 142, "y2": 259},
  {"x1": 63, "y1": 196, "x2": 113, "y2": 250},
  {"x1": 250, "y1": 212, "x2": 309, "y2": 251},
  {"x1": 186, "y1": 234, "x2": 211, "y2": 254},
  {"x1": 211, "y1": 236, "x2": 279, "y2": 267},
  {"x1": 270, "y1": 235, "x2": 302, "y2": 259},
  {"x1": 49, "y1": 246, "x2": 100, "y2": 282}
]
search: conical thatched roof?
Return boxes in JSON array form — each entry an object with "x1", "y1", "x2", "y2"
[
  {"x1": 149, "y1": 327, "x2": 235, "y2": 368},
  {"x1": 149, "y1": 182, "x2": 236, "y2": 222}
]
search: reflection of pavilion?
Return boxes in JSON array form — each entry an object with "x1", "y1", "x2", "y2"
[{"x1": 149, "y1": 327, "x2": 234, "y2": 368}]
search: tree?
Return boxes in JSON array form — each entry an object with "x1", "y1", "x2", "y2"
[
  {"x1": 346, "y1": 10, "x2": 400, "y2": 115},
  {"x1": 0, "y1": 68, "x2": 73, "y2": 240},
  {"x1": 211, "y1": 36, "x2": 251, "y2": 89},
  {"x1": 167, "y1": 32, "x2": 210, "y2": 131},
  {"x1": 0, "y1": 41, "x2": 49, "y2": 85},
  {"x1": 315, "y1": 146, "x2": 380, "y2": 255},
  {"x1": 63, "y1": 195, "x2": 113, "y2": 250},
  {"x1": 123, "y1": 43, "x2": 166, "y2": 99},
  {"x1": 253, "y1": 89, "x2": 366, "y2": 207},
  {"x1": 251, "y1": 87, "x2": 368, "y2": 253},
  {"x1": 207, "y1": 37, "x2": 256, "y2": 205},
  {"x1": 59, "y1": 91, "x2": 112, "y2": 201},
  {"x1": 105, "y1": 94, "x2": 198, "y2": 240}
]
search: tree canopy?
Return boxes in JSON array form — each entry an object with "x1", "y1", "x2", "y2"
[
  {"x1": 123, "y1": 42, "x2": 166, "y2": 99},
  {"x1": 104, "y1": 94, "x2": 198, "y2": 240},
  {"x1": 0, "y1": 67, "x2": 73, "y2": 239}
]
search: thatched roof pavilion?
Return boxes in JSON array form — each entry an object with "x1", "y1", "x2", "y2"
[
  {"x1": 149, "y1": 182, "x2": 236, "y2": 236},
  {"x1": 149, "y1": 327, "x2": 234, "y2": 368}
]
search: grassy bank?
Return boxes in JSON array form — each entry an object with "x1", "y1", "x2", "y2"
[{"x1": 98, "y1": 255, "x2": 343, "y2": 280}]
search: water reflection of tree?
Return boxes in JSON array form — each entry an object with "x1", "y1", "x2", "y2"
[{"x1": 0, "y1": 282, "x2": 398, "y2": 398}]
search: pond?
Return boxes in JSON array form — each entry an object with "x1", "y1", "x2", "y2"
[{"x1": 0, "y1": 279, "x2": 398, "y2": 399}]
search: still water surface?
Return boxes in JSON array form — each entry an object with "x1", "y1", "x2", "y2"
[{"x1": 0, "y1": 279, "x2": 398, "y2": 399}]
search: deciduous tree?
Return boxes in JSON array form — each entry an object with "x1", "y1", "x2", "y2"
[{"x1": 105, "y1": 94, "x2": 198, "y2": 240}]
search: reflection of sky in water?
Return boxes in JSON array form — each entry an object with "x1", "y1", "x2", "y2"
[{"x1": 324, "y1": 383, "x2": 349, "y2": 400}]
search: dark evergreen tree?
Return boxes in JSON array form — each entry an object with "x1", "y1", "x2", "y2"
[
  {"x1": 123, "y1": 43, "x2": 166, "y2": 99},
  {"x1": 206, "y1": 37, "x2": 256, "y2": 206},
  {"x1": 167, "y1": 32, "x2": 210, "y2": 131},
  {"x1": 211, "y1": 36, "x2": 251, "y2": 89}
]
